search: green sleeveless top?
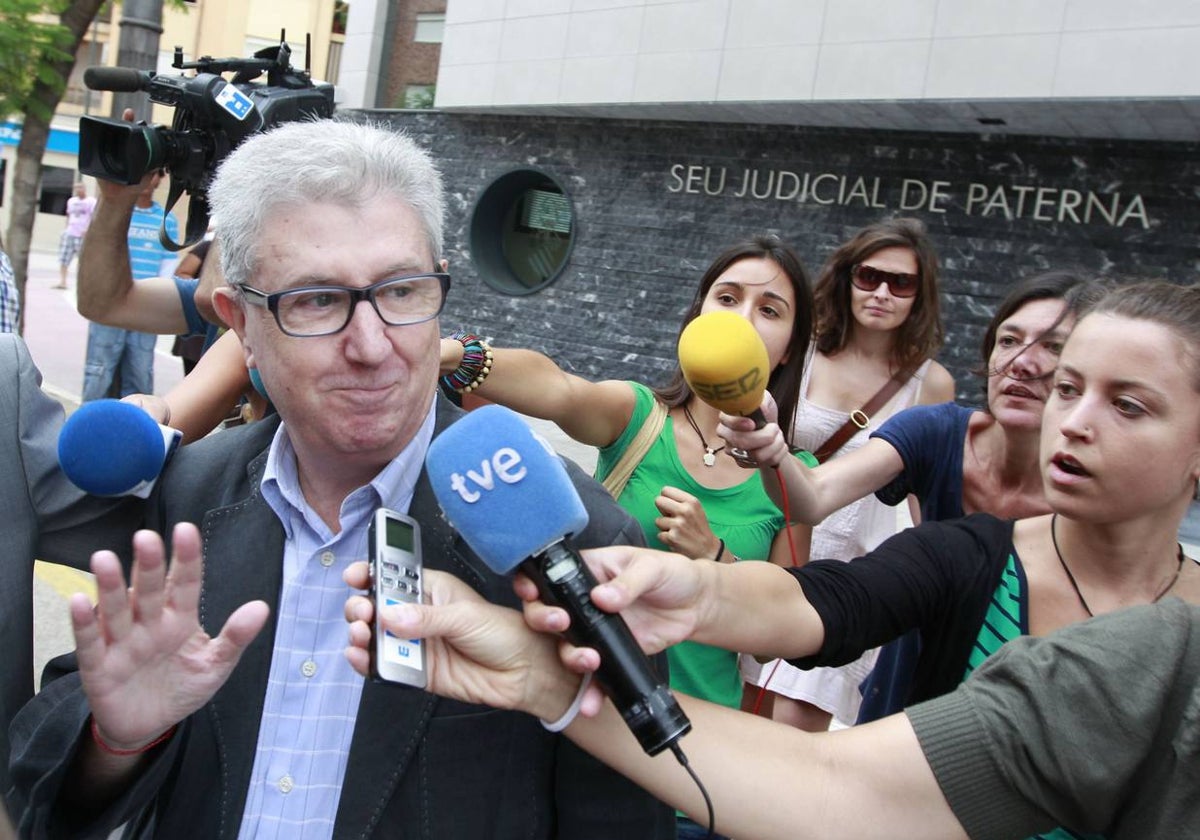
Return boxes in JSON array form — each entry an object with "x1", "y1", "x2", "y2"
[
  {"x1": 966, "y1": 554, "x2": 1103, "y2": 840},
  {"x1": 595, "y1": 382, "x2": 816, "y2": 709}
]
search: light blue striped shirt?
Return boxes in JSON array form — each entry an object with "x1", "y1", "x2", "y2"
[
  {"x1": 237, "y1": 402, "x2": 436, "y2": 839},
  {"x1": 127, "y1": 201, "x2": 178, "y2": 280}
]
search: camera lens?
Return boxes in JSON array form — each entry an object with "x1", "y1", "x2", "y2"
[{"x1": 78, "y1": 118, "x2": 164, "y2": 186}]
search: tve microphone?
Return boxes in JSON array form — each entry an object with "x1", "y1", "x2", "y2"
[
  {"x1": 678, "y1": 310, "x2": 769, "y2": 425},
  {"x1": 83, "y1": 66, "x2": 153, "y2": 93},
  {"x1": 426, "y1": 405, "x2": 691, "y2": 756},
  {"x1": 58, "y1": 400, "x2": 182, "y2": 497}
]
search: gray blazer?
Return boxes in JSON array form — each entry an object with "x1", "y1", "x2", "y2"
[
  {"x1": 0, "y1": 335, "x2": 139, "y2": 801},
  {"x1": 10, "y1": 398, "x2": 673, "y2": 839}
]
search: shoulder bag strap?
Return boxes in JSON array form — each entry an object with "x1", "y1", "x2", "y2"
[
  {"x1": 601, "y1": 398, "x2": 668, "y2": 499},
  {"x1": 811, "y1": 366, "x2": 920, "y2": 464}
]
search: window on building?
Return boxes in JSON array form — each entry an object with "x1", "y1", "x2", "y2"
[
  {"x1": 327, "y1": 39, "x2": 343, "y2": 85},
  {"x1": 39, "y1": 166, "x2": 75, "y2": 215},
  {"x1": 403, "y1": 85, "x2": 435, "y2": 109},
  {"x1": 414, "y1": 13, "x2": 445, "y2": 43},
  {"x1": 470, "y1": 169, "x2": 575, "y2": 296},
  {"x1": 333, "y1": 1, "x2": 349, "y2": 35}
]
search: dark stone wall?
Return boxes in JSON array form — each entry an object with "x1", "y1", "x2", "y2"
[{"x1": 354, "y1": 109, "x2": 1199, "y2": 403}]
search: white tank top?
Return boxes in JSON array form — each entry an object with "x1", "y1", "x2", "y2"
[
  {"x1": 790, "y1": 345, "x2": 932, "y2": 561},
  {"x1": 742, "y1": 348, "x2": 934, "y2": 721}
]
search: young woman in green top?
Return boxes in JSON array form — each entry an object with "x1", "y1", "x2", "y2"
[{"x1": 439, "y1": 236, "x2": 815, "y2": 837}]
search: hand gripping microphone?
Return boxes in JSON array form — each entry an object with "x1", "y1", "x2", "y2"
[
  {"x1": 58, "y1": 399, "x2": 182, "y2": 497},
  {"x1": 677, "y1": 311, "x2": 770, "y2": 425},
  {"x1": 426, "y1": 405, "x2": 691, "y2": 756}
]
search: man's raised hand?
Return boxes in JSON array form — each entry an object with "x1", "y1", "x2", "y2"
[{"x1": 72, "y1": 523, "x2": 269, "y2": 751}]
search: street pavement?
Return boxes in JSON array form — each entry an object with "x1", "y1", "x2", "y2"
[{"x1": 22, "y1": 249, "x2": 185, "y2": 411}]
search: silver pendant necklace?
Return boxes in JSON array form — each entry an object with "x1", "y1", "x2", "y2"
[{"x1": 682, "y1": 404, "x2": 724, "y2": 467}]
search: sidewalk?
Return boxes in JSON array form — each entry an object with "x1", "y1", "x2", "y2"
[{"x1": 21, "y1": 249, "x2": 184, "y2": 410}]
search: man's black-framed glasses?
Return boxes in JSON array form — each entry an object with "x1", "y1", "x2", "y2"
[{"x1": 237, "y1": 272, "x2": 451, "y2": 337}]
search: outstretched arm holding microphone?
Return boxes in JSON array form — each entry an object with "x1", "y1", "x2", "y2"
[
  {"x1": 714, "y1": 391, "x2": 903, "y2": 526},
  {"x1": 345, "y1": 547, "x2": 1200, "y2": 840},
  {"x1": 343, "y1": 557, "x2": 961, "y2": 840}
]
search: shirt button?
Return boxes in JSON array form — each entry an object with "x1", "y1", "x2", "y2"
[
  {"x1": 319, "y1": 551, "x2": 335, "y2": 567},
  {"x1": 278, "y1": 774, "x2": 294, "y2": 794},
  {"x1": 300, "y1": 660, "x2": 318, "y2": 678}
]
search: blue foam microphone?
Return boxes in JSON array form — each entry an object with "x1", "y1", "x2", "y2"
[
  {"x1": 58, "y1": 399, "x2": 182, "y2": 497},
  {"x1": 426, "y1": 405, "x2": 691, "y2": 756}
]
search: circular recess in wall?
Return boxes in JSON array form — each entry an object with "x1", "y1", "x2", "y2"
[{"x1": 469, "y1": 169, "x2": 575, "y2": 295}]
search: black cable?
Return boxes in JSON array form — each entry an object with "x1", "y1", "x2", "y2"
[{"x1": 670, "y1": 741, "x2": 715, "y2": 840}]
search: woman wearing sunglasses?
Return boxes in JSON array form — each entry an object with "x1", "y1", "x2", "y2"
[{"x1": 740, "y1": 218, "x2": 954, "y2": 732}]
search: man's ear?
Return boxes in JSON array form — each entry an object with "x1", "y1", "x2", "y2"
[
  {"x1": 213, "y1": 289, "x2": 258, "y2": 373},
  {"x1": 196, "y1": 240, "x2": 226, "y2": 326},
  {"x1": 438, "y1": 258, "x2": 449, "y2": 273},
  {"x1": 212, "y1": 287, "x2": 245, "y2": 339}
]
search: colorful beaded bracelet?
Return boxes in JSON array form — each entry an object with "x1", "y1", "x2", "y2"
[{"x1": 441, "y1": 331, "x2": 494, "y2": 394}]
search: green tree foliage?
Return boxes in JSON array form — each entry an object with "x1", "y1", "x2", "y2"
[
  {"x1": 2, "y1": 0, "x2": 184, "y2": 334},
  {"x1": 1, "y1": 0, "x2": 108, "y2": 332},
  {"x1": 0, "y1": 1, "x2": 88, "y2": 121}
]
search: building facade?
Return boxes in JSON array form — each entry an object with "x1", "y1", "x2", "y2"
[
  {"x1": 360, "y1": 107, "x2": 1196, "y2": 397},
  {"x1": 10, "y1": 1, "x2": 1197, "y2": 395}
]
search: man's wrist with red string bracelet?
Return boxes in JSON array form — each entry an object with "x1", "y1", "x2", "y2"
[{"x1": 89, "y1": 716, "x2": 177, "y2": 756}]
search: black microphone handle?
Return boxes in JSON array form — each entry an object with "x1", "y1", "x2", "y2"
[
  {"x1": 520, "y1": 540, "x2": 691, "y2": 756},
  {"x1": 83, "y1": 66, "x2": 150, "y2": 92},
  {"x1": 722, "y1": 405, "x2": 768, "y2": 468}
]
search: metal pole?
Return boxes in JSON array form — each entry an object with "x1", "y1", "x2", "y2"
[
  {"x1": 83, "y1": 15, "x2": 101, "y2": 116},
  {"x1": 110, "y1": 0, "x2": 165, "y2": 120}
]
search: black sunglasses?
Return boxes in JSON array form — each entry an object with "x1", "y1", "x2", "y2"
[{"x1": 851, "y1": 264, "x2": 919, "y2": 298}]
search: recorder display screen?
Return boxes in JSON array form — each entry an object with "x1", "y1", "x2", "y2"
[{"x1": 386, "y1": 517, "x2": 414, "y2": 552}]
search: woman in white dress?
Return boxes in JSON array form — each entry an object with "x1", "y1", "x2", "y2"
[{"x1": 741, "y1": 218, "x2": 954, "y2": 731}]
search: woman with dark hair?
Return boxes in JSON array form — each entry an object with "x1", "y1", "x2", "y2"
[
  {"x1": 646, "y1": 236, "x2": 811, "y2": 439},
  {"x1": 974, "y1": 269, "x2": 1094, "y2": 387},
  {"x1": 728, "y1": 268, "x2": 1112, "y2": 723},
  {"x1": 439, "y1": 234, "x2": 815, "y2": 840},
  {"x1": 811, "y1": 217, "x2": 945, "y2": 375},
  {"x1": 742, "y1": 218, "x2": 954, "y2": 732}
]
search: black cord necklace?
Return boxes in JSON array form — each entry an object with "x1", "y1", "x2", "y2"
[
  {"x1": 1050, "y1": 513, "x2": 1185, "y2": 618},
  {"x1": 681, "y1": 404, "x2": 725, "y2": 467}
]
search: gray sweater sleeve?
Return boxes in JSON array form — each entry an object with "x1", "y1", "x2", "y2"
[{"x1": 907, "y1": 599, "x2": 1198, "y2": 840}]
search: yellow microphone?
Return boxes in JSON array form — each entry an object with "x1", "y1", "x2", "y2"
[{"x1": 677, "y1": 311, "x2": 769, "y2": 427}]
